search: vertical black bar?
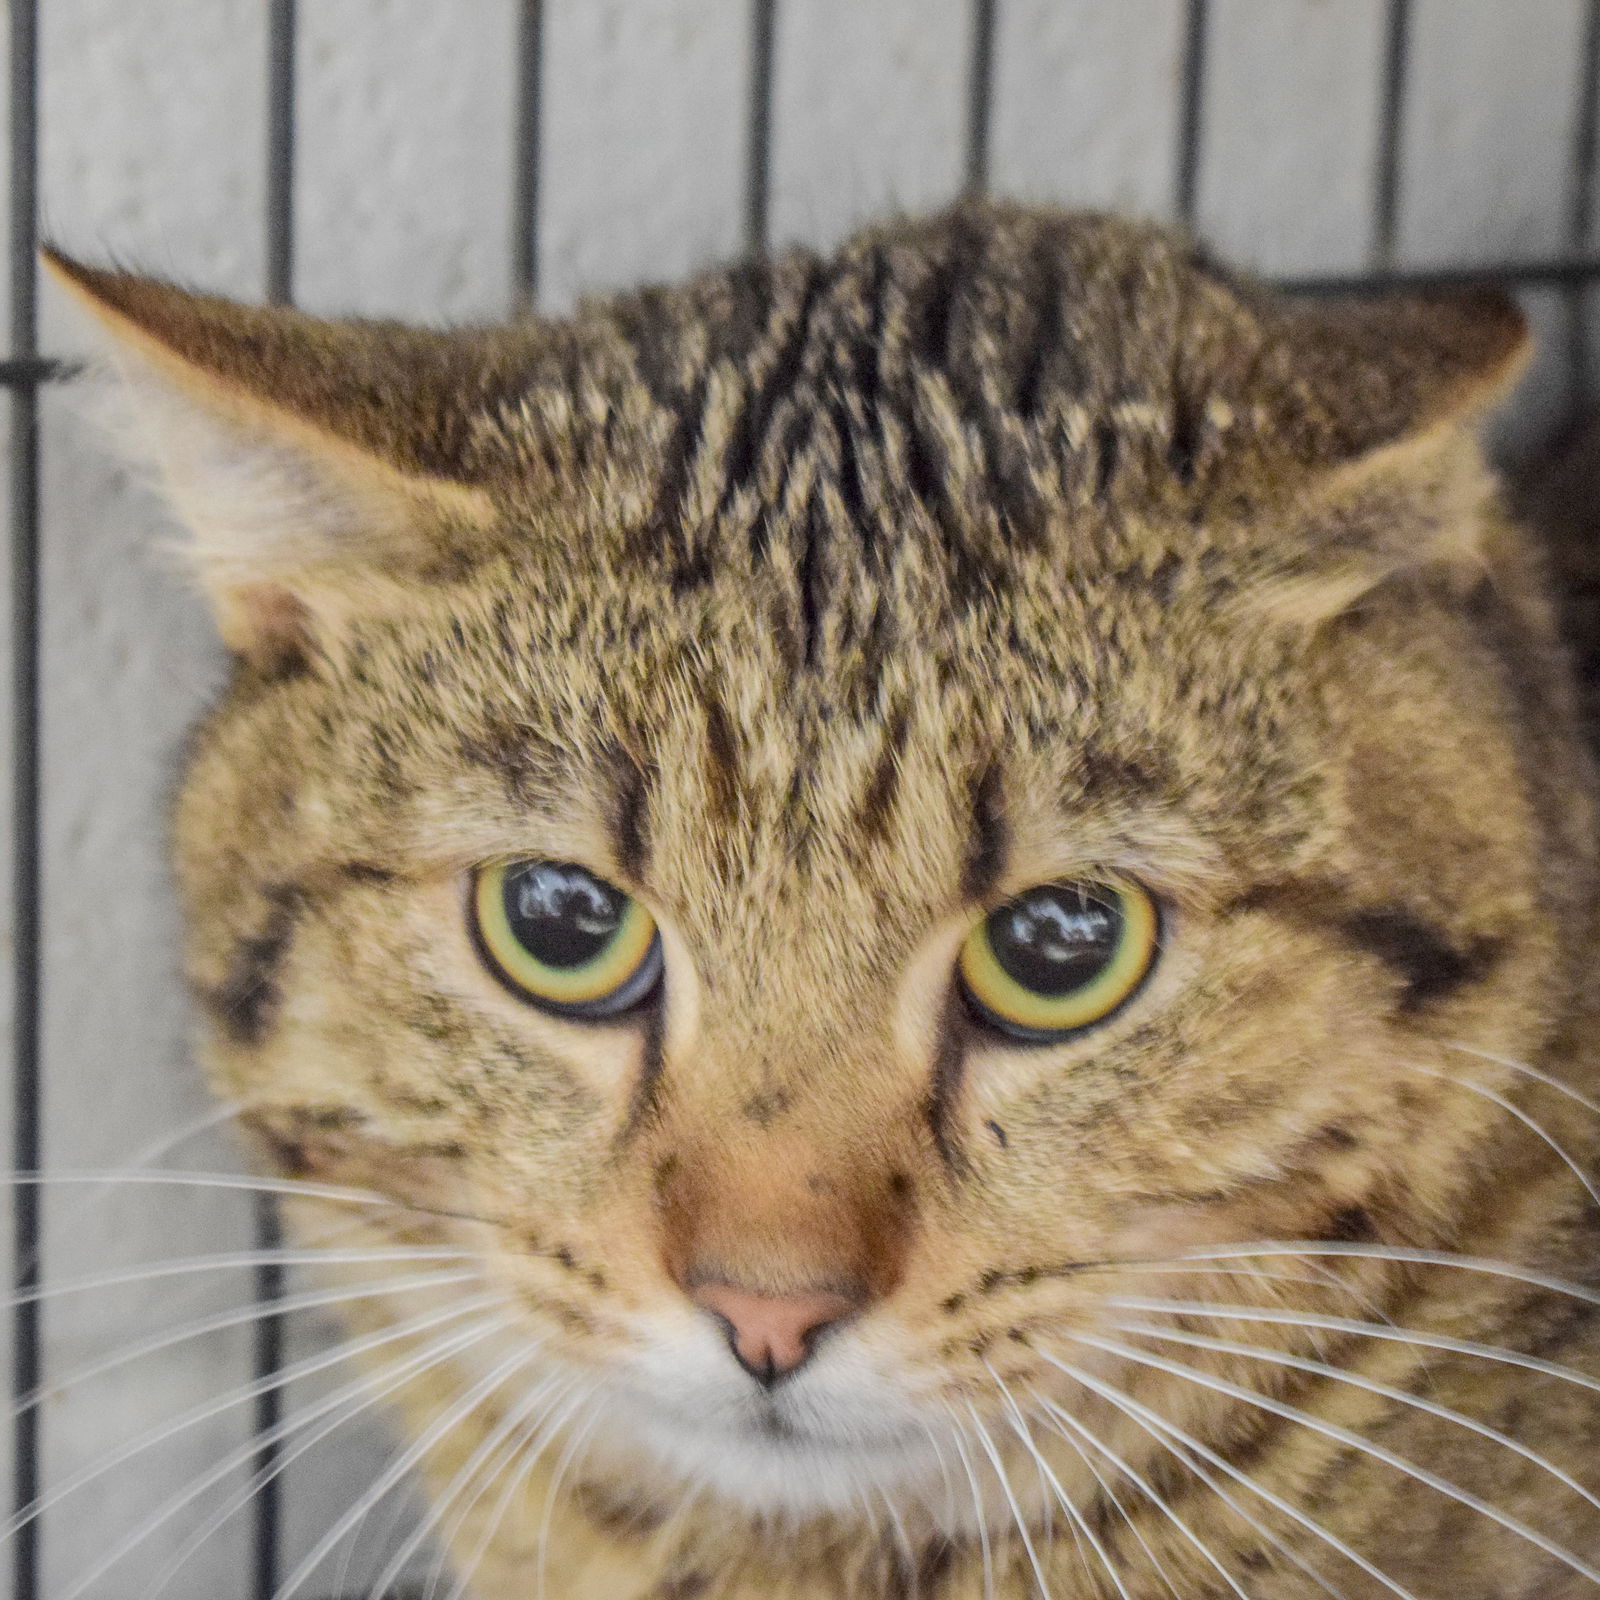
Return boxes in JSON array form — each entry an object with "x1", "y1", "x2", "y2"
[
  {"x1": 8, "y1": 0, "x2": 40, "y2": 1595},
  {"x1": 513, "y1": 0, "x2": 544, "y2": 306},
  {"x1": 745, "y1": 0, "x2": 776, "y2": 254},
  {"x1": 252, "y1": 10, "x2": 295, "y2": 1595},
  {"x1": 1174, "y1": 0, "x2": 1208, "y2": 226},
  {"x1": 965, "y1": 0, "x2": 996, "y2": 196},
  {"x1": 266, "y1": 0, "x2": 296, "y2": 305},
  {"x1": 1568, "y1": 0, "x2": 1600, "y2": 411},
  {"x1": 1373, "y1": 0, "x2": 1412, "y2": 269},
  {"x1": 249, "y1": 1224, "x2": 283, "y2": 1600}
]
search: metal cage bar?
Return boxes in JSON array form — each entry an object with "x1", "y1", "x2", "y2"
[
  {"x1": 1568, "y1": 0, "x2": 1600, "y2": 408},
  {"x1": 513, "y1": 0, "x2": 544, "y2": 307},
  {"x1": 8, "y1": 0, "x2": 41, "y2": 1594},
  {"x1": 251, "y1": 11, "x2": 299, "y2": 1593},
  {"x1": 1373, "y1": 0, "x2": 1412, "y2": 270},
  {"x1": 744, "y1": 0, "x2": 776, "y2": 254},
  {"x1": 1174, "y1": 0, "x2": 1209, "y2": 226},
  {"x1": 965, "y1": 0, "x2": 997, "y2": 196}
]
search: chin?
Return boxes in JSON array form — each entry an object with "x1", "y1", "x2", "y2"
[
  {"x1": 595, "y1": 1400, "x2": 941, "y2": 1520},
  {"x1": 582, "y1": 1333, "x2": 954, "y2": 1522}
]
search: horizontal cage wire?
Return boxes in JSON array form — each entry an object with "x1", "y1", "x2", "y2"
[{"x1": 8, "y1": 0, "x2": 1600, "y2": 1596}]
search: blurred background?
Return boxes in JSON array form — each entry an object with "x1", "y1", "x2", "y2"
[{"x1": 4, "y1": 1, "x2": 1599, "y2": 1595}]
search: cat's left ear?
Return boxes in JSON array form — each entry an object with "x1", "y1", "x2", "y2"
[
  {"x1": 1253, "y1": 287, "x2": 1533, "y2": 623},
  {"x1": 42, "y1": 249, "x2": 500, "y2": 670},
  {"x1": 1284, "y1": 285, "x2": 1533, "y2": 458}
]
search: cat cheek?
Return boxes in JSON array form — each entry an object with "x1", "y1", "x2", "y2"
[{"x1": 1106, "y1": 1200, "x2": 1259, "y2": 1268}]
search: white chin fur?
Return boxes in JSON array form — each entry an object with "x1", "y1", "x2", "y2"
[
  {"x1": 584, "y1": 1389, "x2": 943, "y2": 1519},
  {"x1": 580, "y1": 1317, "x2": 957, "y2": 1523}
]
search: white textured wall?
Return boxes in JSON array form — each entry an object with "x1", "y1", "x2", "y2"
[{"x1": 9, "y1": 1, "x2": 1598, "y2": 1594}]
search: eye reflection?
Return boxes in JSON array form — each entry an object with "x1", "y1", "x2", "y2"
[
  {"x1": 471, "y1": 859, "x2": 663, "y2": 1019},
  {"x1": 959, "y1": 879, "x2": 1159, "y2": 1041}
]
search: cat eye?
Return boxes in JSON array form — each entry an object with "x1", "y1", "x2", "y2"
[
  {"x1": 958, "y1": 879, "x2": 1159, "y2": 1042},
  {"x1": 471, "y1": 859, "x2": 663, "y2": 1019}
]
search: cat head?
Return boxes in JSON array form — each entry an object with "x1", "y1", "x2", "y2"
[{"x1": 50, "y1": 203, "x2": 1594, "y2": 1521}]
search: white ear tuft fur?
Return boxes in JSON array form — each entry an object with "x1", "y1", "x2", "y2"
[
  {"x1": 90, "y1": 352, "x2": 386, "y2": 580},
  {"x1": 47, "y1": 252, "x2": 494, "y2": 669}
]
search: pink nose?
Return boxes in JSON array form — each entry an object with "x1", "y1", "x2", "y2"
[{"x1": 690, "y1": 1282, "x2": 860, "y2": 1384}]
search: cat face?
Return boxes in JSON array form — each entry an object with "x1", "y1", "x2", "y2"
[{"x1": 50, "y1": 206, "x2": 1596, "y2": 1530}]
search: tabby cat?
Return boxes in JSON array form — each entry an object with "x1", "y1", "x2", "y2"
[{"x1": 48, "y1": 201, "x2": 1600, "y2": 1598}]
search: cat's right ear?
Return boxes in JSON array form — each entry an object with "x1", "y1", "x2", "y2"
[{"x1": 42, "y1": 249, "x2": 498, "y2": 672}]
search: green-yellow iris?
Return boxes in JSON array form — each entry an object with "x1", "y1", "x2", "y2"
[
  {"x1": 472, "y1": 859, "x2": 662, "y2": 1018},
  {"x1": 958, "y1": 879, "x2": 1159, "y2": 1040}
]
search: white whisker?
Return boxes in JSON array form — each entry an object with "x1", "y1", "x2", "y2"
[
  {"x1": 1053, "y1": 1416, "x2": 1183, "y2": 1599},
  {"x1": 852, "y1": 1486, "x2": 883, "y2": 1557},
  {"x1": 335, "y1": 1410, "x2": 424, "y2": 1600},
  {"x1": 1037, "y1": 1347, "x2": 1417, "y2": 1600},
  {"x1": 1012, "y1": 1403, "x2": 1060, "y2": 1554},
  {"x1": 1027, "y1": 1392, "x2": 1251, "y2": 1600},
  {"x1": 1113, "y1": 1317, "x2": 1600, "y2": 1519},
  {"x1": 15, "y1": 1288, "x2": 506, "y2": 1555},
  {"x1": 75, "y1": 1303, "x2": 515, "y2": 1600},
  {"x1": 6, "y1": 1103, "x2": 260, "y2": 1357},
  {"x1": 995, "y1": 1382, "x2": 1068, "y2": 1569},
  {"x1": 120, "y1": 1098, "x2": 250, "y2": 1164},
  {"x1": 1080, "y1": 1331, "x2": 1600, "y2": 1588},
  {"x1": 916, "y1": 1420, "x2": 962, "y2": 1531},
  {"x1": 22, "y1": 1266, "x2": 481, "y2": 1420},
  {"x1": 1115, "y1": 1262, "x2": 1363, "y2": 1293},
  {"x1": 1394, "y1": 1060, "x2": 1600, "y2": 1210},
  {"x1": 1167, "y1": 1243, "x2": 1600, "y2": 1306},
  {"x1": 877, "y1": 1487, "x2": 921, "y2": 1598},
  {"x1": 987, "y1": 1362, "x2": 1133, "y2": 1600},
  {"x1": 141, "y1": 1313, "x2": 517, "y2": 1600},
  {"x1": 534, "y1": 1396, "x2": 605, "y2": 1600},
  {"x1": 363, "y1": 1367, "x2": 564, "y2": 1600},
  {"x1": 0, "y1": 1243, "x2": 479, "y2": 1315},
  {"x1": 962, "y1": 1400, "x2": 1052, "y2": 1598},
  {"x1": 945, "y1": 1414, "x2": 996, "y2": 1600},
  {"x1": 441, "y1": 1380, "x2": 595, "y2": 1600},
  {"x1": 416, "y1": 1376, "x2": 581, "y2": 1600},
  {"x1": 1445, "y1": 1042, "x2": 1600, "y2": 1121},
  {"x1": 2, "y1": 1168, "x2": 389, "y2": 1206},
  {"x1": 271, "y1": 1339, "x2": 538, "y2": 1600},
  {"x1": 1042, "y1": 1401, "x2": 1347, "y2": 1600},
  {"x1": 1105, "y1": 1297, "x2": 1600, "y2": 1396},
  {"x1": 17, "y1": 1105, "x2": 258, "y2": 1295},
  {"x1": 1112, "y1": 1260, "x2": 1394, "y2": 1327}
]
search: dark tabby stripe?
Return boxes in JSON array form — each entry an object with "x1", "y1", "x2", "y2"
[
  {"x1": 204, "y1": 883, "x2": 305, "y2": 1046},
  {"x1": 1229, "y1": 880, "x2": 1503, "y2": 1014},
  {"x1": 622, "y1": 1000, "x2": 668, "y2": 1141},
  {"x1": 724, "y1": 261, "x2": 828, "y2": 522},
  {"x1": 856, "y1": 703, "x2": 911, "y2": 842},
  {"x1": 605, "y1": 739, "x2": 655, "y2": 882},
  {"x1": 1338, "y1": 908, "x2": 1503, "y2": 1014},
  {"x1": 701, "y1": 695, "x2": 743, "y2": 828},
  {"x1": 960, "y1": 760, "x2": 1008, "y2": 904},
  {"x1": 925, "y1": 988, "x2": 970, "y2": 1173}
]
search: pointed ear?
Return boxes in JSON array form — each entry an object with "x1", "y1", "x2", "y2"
[
  {"x1": 42, "y1": 249, "x2": 499, "y2": 670},
  {"x1": 1279, "y1": 285, "x2": 1532, "y2": 460},
  {"x1": 1237, "y1": 286, "x2": 1534, "y2": 625}
]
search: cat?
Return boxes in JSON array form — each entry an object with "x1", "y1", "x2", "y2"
[{"x1": 46, "y1": 199, "x2": 1600, "y2": 1598}]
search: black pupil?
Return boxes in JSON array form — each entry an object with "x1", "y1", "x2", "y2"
[
  {"x1": 986, "y1": 884, "x2": 1123, "y2": 996},
  {"x1": 501, "y1": 862, "x2": 626, "y2": 970}
]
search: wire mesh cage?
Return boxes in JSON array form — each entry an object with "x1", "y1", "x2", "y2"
[{"x1": 6, "y1": 1, "x2": 1600, "y2": 1596}]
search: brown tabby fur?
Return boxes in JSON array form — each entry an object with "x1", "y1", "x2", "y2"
[{"x1": 47, "y1": 202, "x2": 1600, "y2": 1597}]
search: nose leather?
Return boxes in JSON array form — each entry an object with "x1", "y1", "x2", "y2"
[{"x1": 690, "y1": 1282, "x2": 859, "y2": 1384}]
